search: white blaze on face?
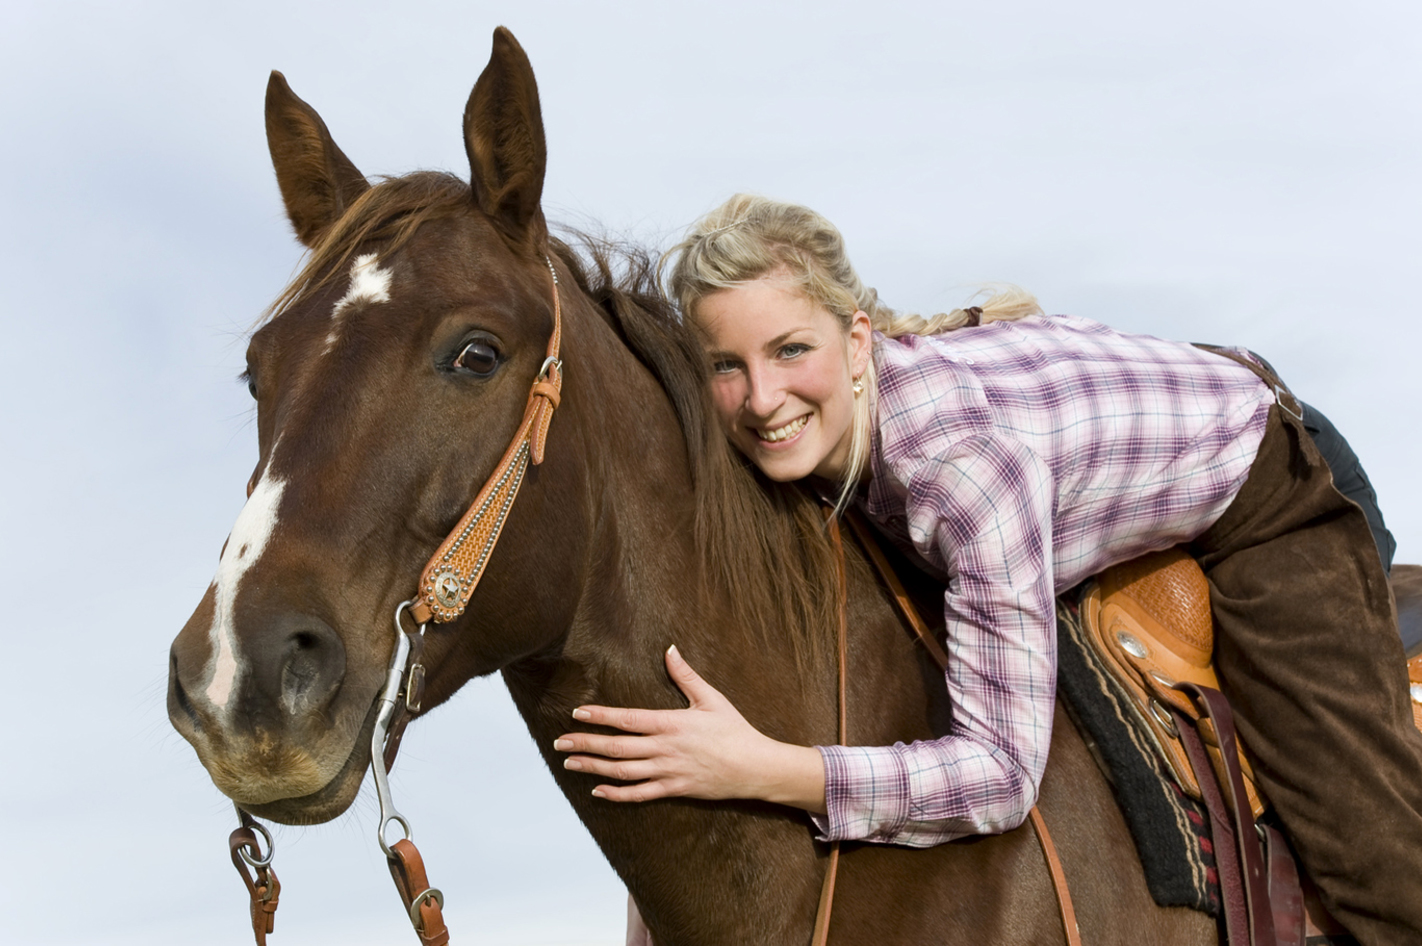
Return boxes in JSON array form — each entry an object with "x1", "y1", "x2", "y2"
[
  {"x1": 203, "y1": 475, "x2": 288, "y2": 712},
  {"x1": 324, "y1": 253, "x2": 392, "y2": 352}
]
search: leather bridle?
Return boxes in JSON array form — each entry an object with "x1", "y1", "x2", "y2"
[{"x1": 229, "y1": 254, "x2": 564, "y2": 946}]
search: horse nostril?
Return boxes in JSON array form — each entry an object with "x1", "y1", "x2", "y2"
[
  {"x1": 278, "y1": 623, "x2": 346, "y2": 718},
  {"x1": 168, "y1": 647, "x2": 200, "y2": 730}
]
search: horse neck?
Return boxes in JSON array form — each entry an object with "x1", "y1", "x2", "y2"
[
  {"x1": 502, "y1": 297, "x2": 840, "y2": 741},
  {"x1": 496, "y1": 301, "x2": 854, "y2": 940}
]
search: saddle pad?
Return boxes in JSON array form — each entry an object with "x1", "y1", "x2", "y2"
[{"x1": 1055, "y1": 597, "x2": 1220, "y2": 914}]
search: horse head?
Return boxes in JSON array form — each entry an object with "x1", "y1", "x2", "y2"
[{"x1": 166, "y1": 28, "x2": 605, "y2": 825}]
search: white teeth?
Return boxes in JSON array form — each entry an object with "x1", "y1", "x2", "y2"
[{"x1": 757, "y1": 415, "x2": 809, "y2": 443}]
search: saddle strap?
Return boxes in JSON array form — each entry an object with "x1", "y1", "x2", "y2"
[
  {"x1": 1175, "y1": 703, "x2": 1250, "y2": 943},
  {"x1": 841, "y1": 508, "x2": 1081, "y2": 946},
  {"x1": 1174, "y1": 684, "x2": 1304, "y2": 946}
]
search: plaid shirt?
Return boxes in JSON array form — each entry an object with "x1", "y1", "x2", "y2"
[{"x1": 813, "y1": 315, "x2": 1274, "y2": 847}]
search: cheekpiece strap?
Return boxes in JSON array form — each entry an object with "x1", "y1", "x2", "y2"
[{"x1": 410, "y1": 256, "x2": 563, "y2": 624}]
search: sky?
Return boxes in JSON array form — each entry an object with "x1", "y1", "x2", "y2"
[{"x1": 2, "y1": 1, "x2": 1419, "y2": 943}]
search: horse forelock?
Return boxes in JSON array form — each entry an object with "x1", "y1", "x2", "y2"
[{"x1": 260, "y1": 171, "x2": 473, "y2": 329}]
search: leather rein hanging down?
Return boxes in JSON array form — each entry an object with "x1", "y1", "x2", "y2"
[
  {"x1": 811, "y1": 509, "x2": 1082, "y2": 946},
  {"x1": 229, "y1": 255, "x2": 565, "y2": 946}
]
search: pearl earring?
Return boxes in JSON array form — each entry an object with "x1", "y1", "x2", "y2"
[{"x1": 852, "y1": 377, "x2": 864, "y2": 396}]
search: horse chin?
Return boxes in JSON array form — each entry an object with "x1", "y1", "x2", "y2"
[{"x1": 227, "y1": 701, "x2": 382, "y2": 827}]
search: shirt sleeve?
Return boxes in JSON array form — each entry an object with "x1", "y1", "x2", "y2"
[{"x1": 811, "y1": 432, "x2": 1057, "y2": 847}]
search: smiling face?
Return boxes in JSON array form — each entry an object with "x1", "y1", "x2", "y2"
[{"x1": 698, "y1": 275, "x2": 872, "y2": 483}]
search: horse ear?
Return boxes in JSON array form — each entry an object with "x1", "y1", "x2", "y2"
[
  {"x1": 464, "y1": 27, "x2": 548, "y2": 249},
  {"x1": 265, "y1": 71, "x2": 370, "y2": 248}
]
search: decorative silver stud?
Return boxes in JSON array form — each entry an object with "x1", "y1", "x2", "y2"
[{"x1": 1116, "y1": 632, "x2": 1149, "y2": 660}]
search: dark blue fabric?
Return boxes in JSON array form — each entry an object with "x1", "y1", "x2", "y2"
[{"x1": 1300, "y1": 401, "x2": 1396, "y2": 575}]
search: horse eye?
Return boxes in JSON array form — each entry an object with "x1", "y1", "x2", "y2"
[{"x1": 455, "y1": 341, "x2": 500, "y2": 376}]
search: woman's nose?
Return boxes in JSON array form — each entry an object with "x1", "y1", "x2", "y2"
[{"x1": 744, "y1": 364, "x2": 784, "y2": 417}]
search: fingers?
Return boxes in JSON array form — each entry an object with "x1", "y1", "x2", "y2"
[
  {"x1": 562, "y1": 753, "x2": 663, "y2": 784},
  {"x1": 554, "y1": 731, "x2": 652, "y2": 761},
  {"x1": 570, "y1": 703, "x2": 668, "y2": 733},
  {"x1": 664, "y1": 645, "x2": 728, "y2": 709},
  {"x1": 591, "y1": 780, "x2": 677, "y2": 804}
]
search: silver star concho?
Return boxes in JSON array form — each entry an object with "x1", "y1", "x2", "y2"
[{"x1": 430, "y1": 567, "x2": 466, "y2": 613}]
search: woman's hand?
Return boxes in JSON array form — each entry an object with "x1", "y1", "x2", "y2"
[{"x1": 553, "y1": 645, "x2": 827, "y2": 812}]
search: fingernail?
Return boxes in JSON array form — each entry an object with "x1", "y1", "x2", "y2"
[
  {"x1": 667, "y1": 644, "x2": 679, "y2": 657},
  {"x1": 591, "y1": 788, "x2": 606, "y2": 798},
  {"x1": 564, "y1": 758, "x2": 582, "y2": 771},
  {"x1": 572, "y1": 708, "x2": 592, "y2": 721},
  {"x1": 553, "y1": 739, "x2": 572, "y2": 751}
]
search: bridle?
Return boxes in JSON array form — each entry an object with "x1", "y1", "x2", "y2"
[{"x1": 228, "y1": 254, "x2": 564, "y2": 946}]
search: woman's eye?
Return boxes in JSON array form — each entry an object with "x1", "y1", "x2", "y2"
[
  {"x1": 711, "y1": 359, "x2": 740, "y2": 374},
  {"x1": 778, "y1": 343, "x2": 810, "y2": 359},
  {"x1": 455, "y1": 341, "x2": 500, "y2": 376}
]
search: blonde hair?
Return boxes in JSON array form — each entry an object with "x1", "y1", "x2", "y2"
[{"x1": 661, "y1": 193, "x2": 1042, "y2": 511}]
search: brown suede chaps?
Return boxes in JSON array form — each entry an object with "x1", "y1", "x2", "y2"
[{"x1": 1188, "y1": 404, "x2": 1422, "y2": 945}]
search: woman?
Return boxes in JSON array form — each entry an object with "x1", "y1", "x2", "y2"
[{"x1": 553, "y1": 195, "x2": 1422, "y2": 944}]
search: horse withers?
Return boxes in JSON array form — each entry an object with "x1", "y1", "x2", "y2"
[{"x1": 167, "y1": 26, "x2": 1402, "y2": 945}]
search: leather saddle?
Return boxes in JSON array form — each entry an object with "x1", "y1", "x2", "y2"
[
  {"x1": 1081, "y1": 548, "x2": 1268, "y2": 818},
  {"x1": 1084, "y1": 549, "x2": 1422, "y2": 821},
  {"x1": 1082, "y1": 547, "x2": 1422, "y2": 945}
]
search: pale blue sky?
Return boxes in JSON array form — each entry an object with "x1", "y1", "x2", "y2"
[{"x1": 2, "y1": 2, "x2": 1419, "y2": 943}]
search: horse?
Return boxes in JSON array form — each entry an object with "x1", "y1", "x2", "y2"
[{"x1": 167, "y1": 27, "x2": 1411, "y2": 945}]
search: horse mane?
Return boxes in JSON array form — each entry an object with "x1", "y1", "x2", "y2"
[
  {"x1": 549, "y1": 236, "x2": 840, "y2": 665},
  {"x1": 259, "y1": 170, "x2": 839, "y2": 664}
]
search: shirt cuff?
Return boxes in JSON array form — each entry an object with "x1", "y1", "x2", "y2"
[{"x1": 810, "y1": 744, "x2": 912, "y2": 843}]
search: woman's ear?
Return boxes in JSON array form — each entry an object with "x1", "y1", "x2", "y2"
[{"x1": 848, "y1": 310, "x2": 873, "y2": 378}]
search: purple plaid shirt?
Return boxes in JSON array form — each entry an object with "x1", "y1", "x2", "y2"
[{"x1": 812, "y1": 314, "x2": 1274, "y2": 847}]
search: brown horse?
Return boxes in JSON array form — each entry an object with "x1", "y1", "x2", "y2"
[{"x1": 170, "y1": 27, "x2": 1413, "y2": 945}]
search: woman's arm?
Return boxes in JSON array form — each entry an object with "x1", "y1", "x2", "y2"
[
  {"x1": 555, "y1": 434, "x2": 1057, "y2": 848},
  {"x1": 811, "y1": 433, "x2": 1057, "y2": 846}
]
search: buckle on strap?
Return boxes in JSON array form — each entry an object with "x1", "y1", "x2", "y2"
[{"x1": 1273, "y1": 382, "x2": 1304, "y2": 422}]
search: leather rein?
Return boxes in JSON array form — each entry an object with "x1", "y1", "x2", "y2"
[{"x1": 228, "y1": 255, "x2": 564, "y2": 946}]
